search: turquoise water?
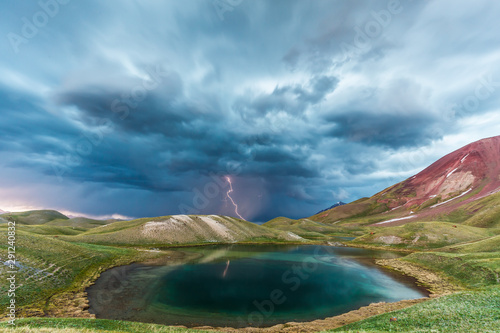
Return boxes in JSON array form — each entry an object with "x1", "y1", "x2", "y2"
[{"x1": 87, "y1": 245, "x2": 427, "y2": 327}]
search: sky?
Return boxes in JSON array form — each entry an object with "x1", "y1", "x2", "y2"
[{"x1": 1, "y1": 0, "x2": 500, "y2": 222}]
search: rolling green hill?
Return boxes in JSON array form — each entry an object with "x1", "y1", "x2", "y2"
[
  {"x1": 460, "y1": 192, "x2": 500, "y2": 228},
  {"x1": 0, "y1": 226, "x2": 163, "y2": 317},
  {"x1": 0, "y1": 212, "x2": 305, "y2": 323},
  {"x1": 263, "y1": 216, "x2": 365, "y2": 239},
  {"x1": 47, "y1": 217, "x2": 116, "y2": 229},
  {"x1": 1, "y1": 201, "x2": 498, "y2": 332},
  {"x1": 0, "y1": 318, "x2": 212, "y2": 333},
  {"x1": 0, "y1": 211, "x2": 119, "y2": 230},
  {"x1": 64, "y1": 214, "x2": 305, "y2": 246},
  {"x1": 1, "y1": 210, "x2": 69, "y2": 225},
  {"x1": 350, "y1": 222, "x2": 495, "y2": 250},
  {"x1": 442, "y1": 234, "x2": 500, "y2": 253},
  {"x1": 326, "y1": 285, "x2": 500, "y2": 333}
]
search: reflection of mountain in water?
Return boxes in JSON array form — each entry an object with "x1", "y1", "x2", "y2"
[{"x1": 87, "y1": 244, "x2": 427, "y2": 328}]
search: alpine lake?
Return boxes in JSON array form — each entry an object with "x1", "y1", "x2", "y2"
[{"x1": 86, "y1": 244, "x2": 428, "y2": 328}]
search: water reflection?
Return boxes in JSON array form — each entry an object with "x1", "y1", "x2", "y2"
[{"x1": 87, "y1": 244, "x2": 427, "y2": 328}]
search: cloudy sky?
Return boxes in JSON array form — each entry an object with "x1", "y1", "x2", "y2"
[{"x1": 1, "y1": 0, "x2": 500, "y2": 221}]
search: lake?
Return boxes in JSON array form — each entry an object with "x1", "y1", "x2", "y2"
[{"x1": 86, "y1": 244, "x2": 428, "y2": 327}]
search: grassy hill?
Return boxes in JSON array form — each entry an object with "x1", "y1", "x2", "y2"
[
  {"x1": 460, "y1": 192, "x2": 500, "y2": 228},
  {"x1": 326, "y1": 285, "x2": 500, "y2": 333},
  {"x1": 0, "y1": 318, "x2": 213, "y2": 333},
  {"x1": 0, "y1": 210, "x2": 118, "y2": 230},
  {"x1": 63, "y1": 214, "x2": 305, "y2": 246},
  {"x1": 1, "y1": 210, "x2": 69, "y2": 225},
  {"x1": 0, "y1": 212, "x2": 304, "y2": 325},
  {"x1": 1, "y1": 207, "x2": 498, "y2": 332},
  {"x1": 350, "y1": 222, "x2": 496, "y2": 250},
  {"x1": 262, "y1": 217, "x2": 352, "y2": 239},
  {"x1": 48, "y1": 217, "x2": 116, "y2": 229},
  {"x1": 0, "y1": 226, "x2": 164, "y2": 318},
  {"x1": 12, "y1": 224, "x2": 86, "y2": 236},
  {"x1": 441, "y1": 234, "x2": 500, "y2": 253}
]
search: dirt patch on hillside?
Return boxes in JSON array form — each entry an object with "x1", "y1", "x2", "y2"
[{"x1": 376, "y1": 235, "x2": 404, "y2": 244}]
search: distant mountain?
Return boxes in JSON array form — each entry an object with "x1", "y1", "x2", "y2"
[
  {"x1": 0, "y1": 210, "x2": 125, "y2": 229},
  {"x1": 310, "y1": 135, "x2": 500, "y2": 227},
  {"x1": 0, "y1": 208, "x2": 6, "y2": 214},
  {"x1": 316, "y1": 202, "x2": 346, "y2": 215},
  {"x1": 1, "y1": 210, "x2": 69, "y2": 225}
]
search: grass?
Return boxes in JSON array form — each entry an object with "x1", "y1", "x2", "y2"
[
  {"x1": 47, "y1": 217, "x2": 116, "y2": 229},
  {"x1": 62, "y1": 215, "x2": 301, "y2": 246},
  {"x1": 0, "y1": 227, "x2": 163, "y2": 316},
  {"x1": 1, "y1": 210, "x2": 68, "y2": 225},
  {"x1": 404, "y1": 251, "x2": 500, "y2": 288},
  {"x1": 0, "y1": 215, "x2": 303, "y2": 319},
  {"x1": 0, "y1": 318, "x2": 215, "y2": 333},
  {"x1": 443, "y1": 234, "x2": 500, "y2": 253},
  {"x1": 349, "y1": 222, "x2": 494, "y2": 250},
  {"x1": 323, "y1": 217, "x2": 500, "y2": 332},
  {"x1": 262, "y1": 217, "x2": 355, "y2": 239},
  {"x1": 307, "y1": 181, "x2": 500, "y2": 232},
  {"x1": 9, "y1": 224, "x2": 86, "y2": 236},
  {"x1": 324, "y1": 286, "x2": 500, "y2": 333},
  {"x1": 462, "y1": 193, "x2": 500, "y2": 228},
  {"x1": 1, "y1": 208, "x2": 499, "y2": 332}
]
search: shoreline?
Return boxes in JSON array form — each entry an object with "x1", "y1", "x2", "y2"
[
  {"x1": 374, "y1": 258, "x2": 464, "y2": 296},
  {"x1": 3, "y1": 248, "x2": 171, "y2": 321},
  {"x1": 8, "y1": 243, "x2": 462, "y2": 332},
  {"x1": 193, "y1": 259, "x2": 458, "y2": 333},
  {"x1": 197, "y1": 257, "x2": 460, "y2": 332},
  {"x1": 342, "y1": 241, "x2": 419, "y2": 253}
]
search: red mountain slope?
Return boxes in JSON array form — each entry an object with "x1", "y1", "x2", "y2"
[{"x1": 310, "y1": 135, "x2": 500, "y2": 226}]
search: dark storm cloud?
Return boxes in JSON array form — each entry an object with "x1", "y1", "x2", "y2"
[
  {"x1": 45, "y1": 74, "x2": 320, "y2": 204},
  {"x1": 1, "y1": 0, "x2": 500, "y2": 220},
  {"x1": 325, "y1": 111, "x2": 441, "y2": 148},
  {"x1": 0, "y1": 86, "x2": 79, "y2": 154},
  {"x1": 233, "y1": 75, "x2": 339, "y2": 129},
  {"x1": 55, "y1": 72, "x2": 211, "y2": 138}
]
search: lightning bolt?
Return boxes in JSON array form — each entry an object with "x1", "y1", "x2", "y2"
[
  {"x1": 225, "y1": 176, "x2": 246, "y2": 220},
  {"x1": 223, "y1": 259, "x2": 230, "y2": 278}
]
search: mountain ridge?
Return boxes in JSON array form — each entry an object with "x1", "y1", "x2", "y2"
[
  {"x1": 309, "y1": 135, "x2": 500, "y2": 226},
  {"x1": 317, "y1": 202, "x2": 346, "y2": 215}
]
